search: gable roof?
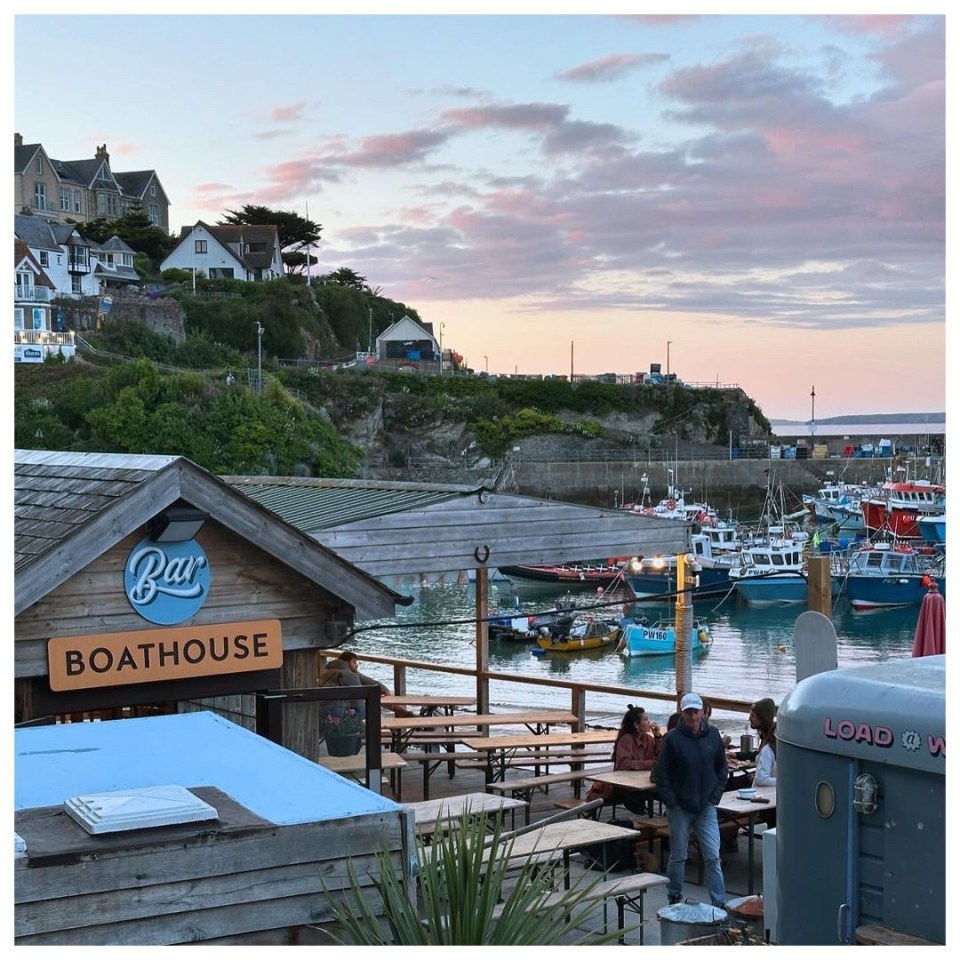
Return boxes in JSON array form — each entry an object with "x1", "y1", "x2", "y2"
[
  {"x1": 377, "y1": 314, "x2": 434, "y2": 342},
  {"x1": 14, "y1": 214, "x2": 61, "y2": 252},
  {"x1": 207, "y1": 223, "x2": 281, "y2": 271},
  {"x1": 14, "y1": 451, "x2": 403, "y2": 620},
  {"x1": 14, "y1": 241, "x2": 55, "y2": 288},
  {"x1": 14, "y1": 142, "x2": 46, "y2": 175},
  {"x1": 114, "y1": 170, "x2": 167, "y2": 203},
  {"x1": 224, "y1": 476, "x2": 691, "y2": 577}
]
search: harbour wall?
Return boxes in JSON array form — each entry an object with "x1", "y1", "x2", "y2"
[{"x1": 506, "y1": 458, "x2": 901, "y2": 514}]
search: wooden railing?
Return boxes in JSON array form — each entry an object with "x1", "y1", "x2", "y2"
[{"x1": 317, "y1": 649, "x2": 753, "y2": 726}]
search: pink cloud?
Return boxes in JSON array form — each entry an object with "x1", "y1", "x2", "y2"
[
  {"x1": 442, "y1": 102, "x2": 569, "y2": 131},
  {"x1": 556, "y1": 53, "x2": 669, "y2": 83},
  {"x1": 271, "y1": 102, "x2": 308, "y2": 122},
  {"x1": 334, "y1": 129, "x2": 452, "y2": 168}
]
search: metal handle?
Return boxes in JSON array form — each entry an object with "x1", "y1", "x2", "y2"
[{"x1": 837, "y1": 902, "x2": 850, "y2": 943}]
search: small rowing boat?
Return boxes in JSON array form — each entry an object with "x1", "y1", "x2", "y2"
[{"x1": 535, "y1": 618, "x2": 622, "y2": 652}]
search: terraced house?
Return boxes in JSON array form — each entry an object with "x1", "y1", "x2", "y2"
[{"x1": 13, "y1": 133, "x2": 170, "y2": 232}]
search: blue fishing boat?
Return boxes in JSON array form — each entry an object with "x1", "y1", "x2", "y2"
[
  {"x1": 624, "y1": 532, "x2": 736, "y2": 601},
  {"x1": 729, "y1": 538, "x2": 844, "y2": 607},
  {"x1": 917, "y1": 513, "x2": 946, "y2": 545},
  {"x1": 844, "y1": 542, "x2": 946, "y2": 610},
  {"x1": 617, "y1": 616, "x2": 711, "y2": 657}
]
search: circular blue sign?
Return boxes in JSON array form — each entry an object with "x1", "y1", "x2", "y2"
[{"x1": 124, "y1": 537, "x2": 210, "y2": 625}]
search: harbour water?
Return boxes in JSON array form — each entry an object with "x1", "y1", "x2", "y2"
[{"x1": 349, "y1": 579, "x2": 923, "y2": 730}]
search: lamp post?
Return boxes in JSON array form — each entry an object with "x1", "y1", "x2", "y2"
[
  {"x1": 483, "y1": 355, "x2": 488, "y2": 374},
  {"x1": 810, "y1": 385, "x2": 816, "y2": 435},
  {"x1": 667, "y1": 340, "x2": 672, "y2": 377},
  {"x1": 192, "y1": 228, "x2": 197, "y2": 294},
  {"x1": 255, "y1": 322, "x2": 264, "y2": 394},
  {"x1": 438, "y1": 321, "x2": 445, "y2": 375}
]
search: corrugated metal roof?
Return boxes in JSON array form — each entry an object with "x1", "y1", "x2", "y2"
[{"x1": 224, "y1": 478, "x2": 472, "y2": 532}]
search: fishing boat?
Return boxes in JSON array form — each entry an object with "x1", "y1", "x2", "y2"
[
  {"x1": 843, "y1": 542, "x2": 946, "y2": 610},
  {"x1": 489, "y1": 610, "x2": 577, "y2": 642},
  {"x1": 616, "y1": 616, "x2": 711, "y2": 658},
  {"x1": 728, "y1": 537, "x2": 844, "y2": 607},
  {"x1": 860, "y1": 476, "x2": 946, "y2": 540},
  {"x1": 623, "y1": 532, "x2": 736, "y2": 601},
  {"x1": 802, "y1": 481, "x2": 871, "y2": 535},
  {"x1": 535, "y1": 618, "x2": 622, "y2": 652},
  {"x1": 917, "y1": 513, "x2": 946, "y2": 545},
  {"x1": 499, "y1": 561, "x2": 632, "y2": 594},
  {"x1": 619, "y1": 468, "x2": 720, "y2": 527}
]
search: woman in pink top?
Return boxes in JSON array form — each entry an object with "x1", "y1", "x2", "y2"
[{"x1": 585, "y1": 704, "x2": 661, "y2": 813}]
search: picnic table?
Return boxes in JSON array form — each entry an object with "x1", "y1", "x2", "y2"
[
  {"x1": 404, "y1": 792, "x2": 528, "y2": 833},
  {"x1": 717, "y1": 785, "x2": 777, "y2": 894},
  {"x1": 381, "y1": 710, "x2": 578, "y2": 800},
  {"x1": 461, "y1": 729, "x2": 617, "y2": 785},
  {"x1": 381, "y1": 694, "x2": 476, "y2": 716}
]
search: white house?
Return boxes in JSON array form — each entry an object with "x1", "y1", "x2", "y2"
[
  {"x1": 160, "y1": 222, "x2": 285, "y2": 282},
  {"x1": 375, "y1": 314, "x2": 439, "y2": 363},
  {"x1": 14, "y1": 239, "x2": 76, "y2": 363}
]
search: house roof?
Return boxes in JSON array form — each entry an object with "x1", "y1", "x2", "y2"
[
  {"x1": 114, "y1": 170, "x2": 166, "y2": 203},
  {"x1": 14, "y1": 450, "x2": 404, "y2": 620},
  {"x1": 14, "y1": 214, "x2": 61, "y2": 251},
  {"x1": 14, "y1": 142, "x2": 44, "y2": 174},
  {"x1": 377, "y1": 314, "x2": 434, "y2": 342},
  {"x1": 207, "y1": 223, "x2": 280, "y2": 271},
  {"x1": 97, "y1": 236, "x2": 136, "y2": 254},
  {"x1": 14, "y1": 241, "x2": 55, "y2": 288},
  {"x1": 223, "y1": 476, "x2": 691, "y2": 577}
]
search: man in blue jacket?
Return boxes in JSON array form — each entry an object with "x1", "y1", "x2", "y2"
[{"x1": 654, "y1": 692, "x2": 728, "y2": 906}]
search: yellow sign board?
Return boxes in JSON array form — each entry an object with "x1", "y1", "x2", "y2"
[{"x1": 48, "y1": 620, "x2": 283, "y2": 692}]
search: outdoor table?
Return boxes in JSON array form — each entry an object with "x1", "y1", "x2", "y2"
[
  {"x1": 381, "y1": 710, "x2": 577, "y2": 800},
  {"x1": 461, "y1": 729, "x2": 617, "y2": 785},
  {"x1": 381, "y1": 694, "x2": 476, "y2": 716},
  {"x1": 404, "y1": 791, "x2": 528, "y2": 833},
  {"x1": 716, "y1": 785, "x2": 777, "y2": 894},
  {"x1": 485, "y1": 817, "x2": 640, "y2": 889},
  {"x1": 318, "y1": 750, "x2": 406, "y2": 792}
]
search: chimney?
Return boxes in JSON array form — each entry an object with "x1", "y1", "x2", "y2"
[
  {"x1": 15, "y1": 133, "x2": 23, "y2": 147},
  {"x1": 95, "y1": 143, "x2": 110, "y2": 163}
]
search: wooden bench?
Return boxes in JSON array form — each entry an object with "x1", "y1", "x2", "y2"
[
  {"x1": 855, "y1": 923, "x2": 942, "y2": 946},
  {"x1": 492, "y1": 872, "x2": 668, "y2": 944},
  {"x1": 489, "y1": 768, "x2": 614, "y2": 822}
]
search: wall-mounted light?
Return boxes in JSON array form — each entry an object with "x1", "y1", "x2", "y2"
[{"x1": 145, "y1": 507, "x2": 209, "y2": 543}]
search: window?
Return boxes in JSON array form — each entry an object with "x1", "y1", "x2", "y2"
[
  {"x1": 33, "y1": 182, "x2": 47, "y2": 210},
  {"x1": 148, "y1": 203, "x2": 159, "y2": 225},
  {"x1": 72, "y1": 275, "x2": 82, "y2": 295},
  {"x1": 150, "y1": 183, "x2": 157, "y2": 197},
  {"x1": 194, "y1": 239, "x2": 207, "y2": 254},
  {"x1": 209, "y1": 267, "x2": 235, "y2": 280},
  {"x1": 16, "y1": 270, "x2": 34, "y2": 298},
  {"x1": 14, "y1": 308, "x2": 25, "y2": 330},
  {"x1": 73, "y1": 189, "x2": 83, "y2": 214},
  {"x1": 36, "y1": 156, "x2": 43, "y2": 175},
  {"x1": 39, "y1": 251, "x2": 49, "y2": 268},
  {"x1": 60, "y1": 187, "x2": 71, "y2": 211},
  {"x1": 246, "y1": 241, "x2": 266, "y2": 253},
  {"x1": 121, "y1": 253, "x2": 134, "y2": 267},
  {"x1": 97, "y1": 192, "x2": 119, "y2": 217},
  {"x1": 100, "y1": 252, "x2": 115, "y2": 266}
]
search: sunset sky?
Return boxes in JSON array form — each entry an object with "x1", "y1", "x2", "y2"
[{"x1": 12, "y1": 6, "x2": 948, "y2": 420}]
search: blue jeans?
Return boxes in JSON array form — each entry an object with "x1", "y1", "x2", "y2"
[{"x1": 665, "y1": 804, "x2": 726, "y2": 907}]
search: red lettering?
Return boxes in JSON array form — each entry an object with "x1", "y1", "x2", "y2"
[
  {"x1": 837, "y1": 720, "x2": 856, "y2": 740},
  {"x1": 854, "y1": 723, "x2": 873, "y2": 744},
  {"x1": 874, "y1": 727, "x2": 893, "y2": 748},
  {"x1": 928, "y1": 735, "x2": 945, "y2": 758},
  {"x1": 824, "y1": 718, "x2": 837, "y2": 738}
]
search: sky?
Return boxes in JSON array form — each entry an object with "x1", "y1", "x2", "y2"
[{"x1": 11, "y1": 4, "x2": 949, "y2": 420}]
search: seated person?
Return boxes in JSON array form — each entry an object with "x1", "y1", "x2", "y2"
[
  {"x1": 749, "y1": 698, "x2": 778, "y2": 788},
  {"x1": 318, "y1": 650, "x2": 413, "y2": 718},
  {"x1": 585, "y1": 704, "x2": 661, "y2": 814}
]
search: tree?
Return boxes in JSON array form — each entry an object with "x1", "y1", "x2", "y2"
[
  {"x1": 73, "y1": 207, "x2": 177, "y2": 267},
  {"x1": 221, "y1": 204, "x2": 322, "y2": 274},
  {"x1": 321, "y1": 266, "x2": 368, "y2": 290}
]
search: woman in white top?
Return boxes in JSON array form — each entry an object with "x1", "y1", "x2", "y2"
[{"x1": 749, "y1": 697, "x2": 777, "y2": 787}]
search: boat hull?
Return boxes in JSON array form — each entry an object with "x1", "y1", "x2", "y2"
[
  {"x1": 536, "y1": 626, "x2": 621, "y2": 652},
  {"x1": 618, "y1": 621, "x2": 710, "y2": 657},
  {"x1": 733, "y1": 575, "x2": 843, "y2": 607},
  {"x1": 626, "y1": 565, "x2": 731, "y2": 601},
  {"x1": 500, "y1": 564, "x2": 629, "y2": 593},
  {"x1": 846, "y1": 575, "x2": 946, "y2": 610}
]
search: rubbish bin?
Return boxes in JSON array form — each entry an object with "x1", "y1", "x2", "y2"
[{"x1": 657, "y1": 902, "x2": 727, "y2": 945}]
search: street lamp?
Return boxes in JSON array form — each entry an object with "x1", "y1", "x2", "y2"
[
  {"x1": 484, "y1": 355, "x2": 489, "y2": 374},
  {"x1": 438, "y1": 321, "x2": 445, "y2": 375},
  {"x1": 667, "y1": 340, "x2": 672, "y2": 377},
  {"x1": 254, "y1": 322, "x2": 264, "y2": 394}
]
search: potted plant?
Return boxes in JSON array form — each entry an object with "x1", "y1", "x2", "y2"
[{"x1": 322, "y1": 707, "x2": 364, "y2": 756}]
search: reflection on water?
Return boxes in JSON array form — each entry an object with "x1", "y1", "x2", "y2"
[{"x1": 349, "y1": 581, "x2": 919, "y2": 725}]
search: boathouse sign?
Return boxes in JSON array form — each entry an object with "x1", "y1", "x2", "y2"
[
  {"x1": 124, "y1": 537, "x2": 210, "y2": 625},
  {"x1": 47, "y1": 620, "x2": 284, "y2": 692}
]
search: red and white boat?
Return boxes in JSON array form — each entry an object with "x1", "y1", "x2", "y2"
[{"x1": 860, "y1": 479, "x2": 945, "y2": 540}]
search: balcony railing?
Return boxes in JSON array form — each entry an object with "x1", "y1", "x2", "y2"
[
  {"x1": 14, "y1": 285, "x2": 53, "y2": 302},
  {"x1": 14, "y1": 330, "x2": 76, "y2": 346},
  {"x1": 68, "y1": 258, "x2": 91, "y2": 273}
]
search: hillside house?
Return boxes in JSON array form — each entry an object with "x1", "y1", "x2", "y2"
[
  {"x1": 376, "y1": 314, "x2": 440, "y2": 365},
  {"x1": 14, "y1": 239, "x2": 75, "y2": 363},
  {"x1": 161, "y1": 222, "x2": 285, "y2": 282}
]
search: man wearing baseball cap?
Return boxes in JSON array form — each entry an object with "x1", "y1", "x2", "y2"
[{"x1": 654, "y1": 691, "x2": 728, "y2": 906}]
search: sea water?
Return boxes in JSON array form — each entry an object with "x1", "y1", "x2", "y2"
[{"x1": 348, "y1": 580, "x2": 921, "y2": 728}]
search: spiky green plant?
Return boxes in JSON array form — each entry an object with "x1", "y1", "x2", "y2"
[{"x1": 324, "y1": 809, "x2": 624, "y2": 945}]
